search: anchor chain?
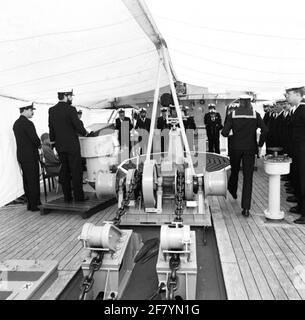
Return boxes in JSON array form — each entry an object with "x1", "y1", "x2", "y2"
[
  {"x1": 167, "y1": 253, "x2": 181, "y2": 300},
  {"x1": 112, "y1": 169, "x2": 142, "y2": 227},
  {"x1": 174, "y1": 171, "x2": 185, "y2": 222},
  {"x1": 79, "y1": 252, "x2": 104, "y2": 300}
]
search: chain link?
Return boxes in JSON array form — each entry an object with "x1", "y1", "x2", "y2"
[
  {"x1": 112, "y1": 169, "x2": 142, "y2": 227},
  {"x1": 166, "y1": 254, "x2": 181, "y2": 300},
  {"x1": 79, "y1": 252, "x2": 104, "y2": 300},
  {"x1": 174, "y1": 171, "x2": 185, "y2": 222}
]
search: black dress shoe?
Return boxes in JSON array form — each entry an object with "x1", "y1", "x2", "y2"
[
  {"x1": 294, "y1": 216, "x2": 305, "y2": 224},
  {"x1": 242, "y1": 209, "x2": 250, "y2": 217},
  {"x1": 286, "y1": 195, "x2": 298, "y2": 203},
  {"x1": 289, "y1": 206, "x2": 300, "y2": 214},
  {"x1": 228, "y1": 189, "x2": 237, "y2": 199}
]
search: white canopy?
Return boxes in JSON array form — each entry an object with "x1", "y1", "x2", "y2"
[
  {"x1": 146, "y1": 0, "x2": 305, "y2": 98},
  {"x1": 0, "y1": 0, "x2": 173, "y2": 206},
  {"x1": 0, "y1": 0, "x2": 171, "y2": 107},
  {"x1": 1, "y1": 0, "x2": 304, "y2": 206}
]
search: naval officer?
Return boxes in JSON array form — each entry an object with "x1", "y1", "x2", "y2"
[
  {"x1": 135, "y1": 107, "x2": 151, "y2": 132},
  {"x1": 48, "y1": 89, "x2": 88, "y2": 202},
  {"x1": 13, "y1": 103, "x2": 41, "y2": 211},
  {"x1": 221, "y1": 95, "x2": 268, "y2": 217},
  {"x1": 204, "y1": 104, "x2": 223, "y2": 154},
  {"x1": 285, "y1": 86, "x2": 305, "y2": 224}
]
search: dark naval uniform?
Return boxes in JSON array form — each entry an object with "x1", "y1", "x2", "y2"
[
  {"x1": 221, "y1": 108, "x2": 268, "y2": 211},
  {"x1": 48, "y1": 102, "x2": 87, "y2": 201},
  {"x1": 135, "y1": 117, "x2": 151, "y2": 131},
  {"x1": 157, "y1": 115, "x2": 170, "y2": 131},
  {"x1": 291, "y1": 101, "x2": 305, "y2": 217},
  {"x1": 183, "y1": 116, "x2": 196, "y2": 130},
  {"x1": 115, "y1": 117, "x2": 133, "y2": 145},
  {"x1": 13, "y1": 115, "x2": 41, "y2": 210},
  {"x1": 204, "y1": 111, "x2": 223, "y2": 154},
  {"x1": 157, "y1": 115, "x2": 171, "y2": 153}
]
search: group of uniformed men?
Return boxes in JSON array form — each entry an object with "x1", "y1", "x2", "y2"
[
  {"x1": 12, "y1": 86, "x2": 305, "y2": 224},
  {"x1": 262, "y1": 87, "x2": 305, "y2": 224},
  {"x1": 12, "y1": 90, "x2": 198, "y2": 212}
]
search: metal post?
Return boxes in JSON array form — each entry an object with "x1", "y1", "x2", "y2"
[
  {"x1": 161, "y1": 46, "x2": 195, "y2": 175},
  {"x1": 146, "y1": 55, "x2": 162, "y2": 162}
]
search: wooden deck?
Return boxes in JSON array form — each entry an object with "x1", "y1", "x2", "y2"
[
  {"x1": 0, "y1": 157, "x2": 305, "y2": 299},
  {"x1": 0, "y1": 192, "x2": 118, "y2": 299},
  {"x1": 210, "y1": 158, "x2": 305, "y2": 300}
]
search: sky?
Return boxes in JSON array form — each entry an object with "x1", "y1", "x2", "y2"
[{"x1": 145, "y1": 0, "x2": 305, "y2": 98}]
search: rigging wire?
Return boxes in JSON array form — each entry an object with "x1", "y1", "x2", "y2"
[
  {"x1": 166, "y1": 35, "x2": 305, "y2": 61},
  {"x1": 170, "y1": 48, "x2": 305, "y2": 75},
  {"x1": 0, "y1": 15, "x2": 145, "y2": 44},
  {"x1": 0, "y1": 50, "x2": 156, "y2": 90},
  {"x1": 155, "y1": 14, "x2": 305, "y2": 41},
  {"x1": 0, "y1": 36, "x2": 145, "y2": 73}
]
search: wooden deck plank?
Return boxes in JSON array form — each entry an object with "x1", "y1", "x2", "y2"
[
  {"x1": 249, "y1": 215, "x2": 301, "y2": 300},
  {"x1": 222, "y1": 197, "x2": 274, "y2": 299},
  {"x1": 0, "y1": 212, "x2": 73, "y2": 258},
  {"x1": 209, "y1": 196, "x2": 248, "y2": 300},
  {"x1": 211, "y1": 159, "x2": 305, "y2": 300}
]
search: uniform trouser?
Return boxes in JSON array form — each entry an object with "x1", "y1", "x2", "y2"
[
  {"x1": 294, "y1": 144, "x2": 305, "y2": 216},
  {"x1": 207, "y1": 135, "x2": 220, "y2": 154},
  {"x1": 19, "y1": 161, "x2": 40, "y2": 210},
  {"x1": 58, "y1": 151, "x2": 84, "y2": 201},
  {"x1": 228, "y1": 149, "x2": 255, "y2": 210}
]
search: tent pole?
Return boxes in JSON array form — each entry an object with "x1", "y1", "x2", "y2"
[
  {"x1": 146, "y1": 54, "x2": 162, "y2": 162},
  {"x1": 161, "y1": 46, "x2": 195, "y2": 176}
]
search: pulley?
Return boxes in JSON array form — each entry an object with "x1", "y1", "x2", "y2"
[
  {"x1": 95, "y1": 172, "x2": 117, "y2": 200},
  {"x1": 184, "y1": 168, "x2": 193, "y2": 200},
  {"x1": 204, "y1": 169, "x2": 227, "y2": 196},
  {"x1": 160, "y1": 223, "x2": 191, "y2": 251},
  {"x1": 142, "y1": 160, "x2": 158, "y2": 208},
  {"x1": 79, "y1": 222, "x2": 123, "y2": 251}
]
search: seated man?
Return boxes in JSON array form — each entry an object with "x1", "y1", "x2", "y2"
[{"x1": 40, "y1": 133, "x2": 61, "y2": 175}]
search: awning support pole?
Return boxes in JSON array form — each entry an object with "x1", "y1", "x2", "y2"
[
  {"x1": 161, "y1": 46, "x2": 195, "y2": 176},
  {"x1": 146, "y1": 54, "x2": 162, "y2": 161}
]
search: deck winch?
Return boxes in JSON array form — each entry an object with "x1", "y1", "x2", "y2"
[
  {"x1": 157, "y1": 222, "x2": 197, "y2": 300},
  {"x1": 77, "y1": 47, "x2": 230, "y2": 300},
  {"x1": 78, "y1": 222, "x2": 142, "y2": 300}
]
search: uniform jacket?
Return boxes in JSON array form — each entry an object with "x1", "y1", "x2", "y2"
[
  {"x1": 291, "y1": 101, "x2": 305, "y2": 145},
  {"x1": 115, "y1": 116, "x2": 133, "y2": 144},
  {"x1": 183, "y1": 116, "x2": 197, "y2": 130},
  {"x1": 48, "y1": 102, "x2": 87, "y2": 153},
  {"x1": 135, "y1": 117, "x2": 151, "y2": 131},
  {"x1": 157, "y1": 116, "x2": 171, "y2": 131},
  {"x1": 204, "y1": 112, "x2": 223, "y2": 137},
  {"x1": 221, "y1": 107, "x2": 268, "y2": 152},
  {"x1": 263, "y1": 112, "x2": 270, "y2": 126},
  {"x1": 13, "y1": 115, "x2": 41, "y2": 163}
]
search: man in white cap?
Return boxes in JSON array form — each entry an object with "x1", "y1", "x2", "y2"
[
  {"x1": 135, "y1": 107, "x2": 151, "y2": 132},
  {"x1": 221, "y1": 94, "x2": 268, "y2": 217},
  {"x1": 13, "y1": 103, "x2": 41, "y2": 211},
  {"x1": 48, "y1": 89, "x2": 88, "y2": 202},
  {"x1": 182, "y1": 106, "x2": 196, "y2": 130},
  {"x1": 284, "y1": 86, "x2": 305, "y2": 223},
  {"x1": 204, "y1": 103, "x2": 223, "y2": 154},
  {"x1": 114, "y1": 108, "x2": 133, "y2": 146}
]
